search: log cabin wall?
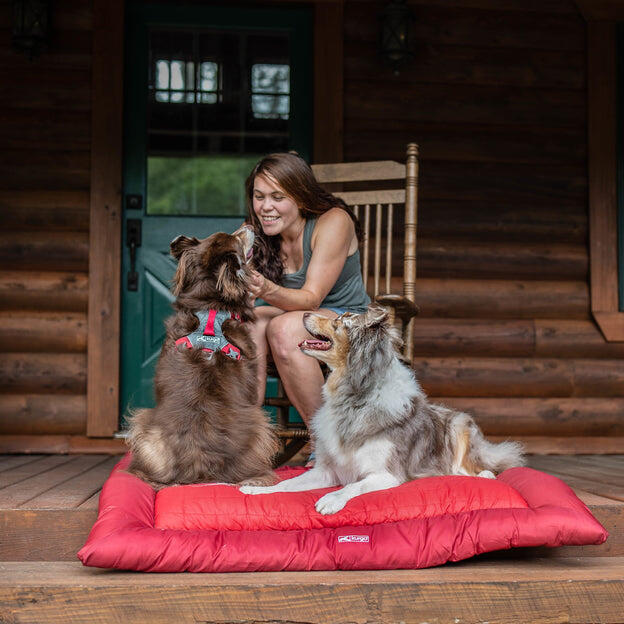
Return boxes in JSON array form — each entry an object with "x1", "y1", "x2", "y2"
[
  {"x1": 0, "y1": 0, "x2": 620, "y2": 452},
  {"x1": 345, "y1": 0, "x2": 623, "y2": 452},
  {"x1": 0, "y1": 1, "x2": 92, "y2": 445}
]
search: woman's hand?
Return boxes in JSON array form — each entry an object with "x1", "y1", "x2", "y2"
[{"x1": 249, "y1": 269, "x2": 267, "y2": 299}]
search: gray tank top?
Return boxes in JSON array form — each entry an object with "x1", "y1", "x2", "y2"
[{"x1": 281, "y1": 218, "x2": 370, "y2": 313}]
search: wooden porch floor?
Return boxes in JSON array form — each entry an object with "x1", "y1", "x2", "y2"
[
  {"x1": 0, "y1": 453, "x2": 622, "y2": 560},
  {"x1": 0, "y1": 454, "x2": 622, "y2": 623}
]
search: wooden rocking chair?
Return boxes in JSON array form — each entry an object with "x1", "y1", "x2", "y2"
[{"x1": 266, "y1": 143, "x2": 420, "y2": 464}]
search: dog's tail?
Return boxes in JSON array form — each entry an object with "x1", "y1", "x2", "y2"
[{"x1": 470, "y1": 424, "x2": 525, "y2": 473}]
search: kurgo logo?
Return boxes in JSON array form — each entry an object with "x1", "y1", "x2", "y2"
[{"x1": 338, "y1": 535, "x2": 370, "y2": 543}]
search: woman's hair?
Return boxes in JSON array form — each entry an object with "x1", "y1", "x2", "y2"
[{"x1": 245, "y1": 152, "x2": 362, "y2": 283}]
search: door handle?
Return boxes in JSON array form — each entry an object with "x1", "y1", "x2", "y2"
[{"x1": 126, "y1": 219, "x2": 142, "y2": 291}]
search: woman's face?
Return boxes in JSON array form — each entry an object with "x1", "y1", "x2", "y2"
[{"x1": 252, "y1": 173, "x2": 302, "y2": 236}]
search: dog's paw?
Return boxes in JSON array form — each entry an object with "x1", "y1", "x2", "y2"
[
  {"x1": 240, "y1": 485, "x2": 272, "y2": 495},
  {"x1": 315, "y1": 491, "x2": 348, "y2": 515},
  {"x1": 478, "y1": 470, "x2": 496, "y2": 479}
]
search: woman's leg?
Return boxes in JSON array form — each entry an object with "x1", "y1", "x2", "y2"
[
  {"x1": 248, "y1": 306, "x2": 283, "y2": 405},
  {"x1": 266, "y1": 309, "x2": 338, "y2": 427}
]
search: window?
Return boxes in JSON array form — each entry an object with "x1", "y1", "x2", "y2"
[
  {"x1": 146, "y1": 29, "x2": 292, "y2": 216},
  {"x1": 153, "y1": 60, "x2": 220, "y2": 104},
  {"x1": 251, "y1": 63, "x2": 290, "y2": 119}
]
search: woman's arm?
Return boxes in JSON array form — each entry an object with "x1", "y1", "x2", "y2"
[{"x1": 250, "y1": 208, "x2": 355, "y2": 311}]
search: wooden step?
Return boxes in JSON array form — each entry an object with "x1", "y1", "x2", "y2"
[
  {"x1": 0, "y1": 558, "x2": 622, "y2": 624},
  {"x1": 0, "y1": 455, "x2": 621, "y2": 562},
  {"x1": 0, "y1": 455, "x2": 118, "y2": 561}
]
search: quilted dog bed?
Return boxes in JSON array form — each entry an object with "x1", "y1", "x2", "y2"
[{"x1": 78, "y1": 454, "x2": 607, "y2": 572}]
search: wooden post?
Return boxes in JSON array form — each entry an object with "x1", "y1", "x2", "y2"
[
  {"x1": 403, "y1": 143, "x2": 419, "y2": 362},
  {"x1": 87, "y1": 0, "x2": 124, "y2": 436},
  {"x1": 313, "y1": 2, "x2": 343, "y2": 163}
]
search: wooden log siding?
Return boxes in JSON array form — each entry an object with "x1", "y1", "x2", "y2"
[
  {"x1": 0, "y1": 0, "x2": 622, "y2": 451},
  {"x1": 343, "y1": 0, "x2": 624, "y2": 451},
  {"x1": 0, "y1": 0, "x2": 92, "y2": 442}
]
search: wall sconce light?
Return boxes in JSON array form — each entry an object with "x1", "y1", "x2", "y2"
[
  {"x1": 12, "y1": 0, "x2": 50, "y2": 59},
  {"x1": 380, "y1": 0, "x2": 414, "y2": 74}
]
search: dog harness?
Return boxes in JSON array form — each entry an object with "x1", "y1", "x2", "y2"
[{"x1": 175, "y1": 310, "x2": 242, "y2": 360}]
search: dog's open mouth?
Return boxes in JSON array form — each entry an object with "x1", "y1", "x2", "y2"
[{"x1": 298, "y1": 333, "x2": 332, "y2": 351}]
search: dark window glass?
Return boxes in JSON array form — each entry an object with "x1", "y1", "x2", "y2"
[{"x1": 146, "y1": 29, "x2": 290, "y2": 216}]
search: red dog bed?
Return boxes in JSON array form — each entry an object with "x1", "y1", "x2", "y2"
[{"x1": 78, "y1": 454, "x2": 607, "y2": 572}]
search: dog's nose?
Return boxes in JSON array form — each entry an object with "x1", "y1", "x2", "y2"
[{"x1": 303, "y1": 312, "x2": 310, "y2": 321}]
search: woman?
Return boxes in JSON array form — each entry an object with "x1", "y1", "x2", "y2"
[{"x1": 245, "y1": 152, "x2": 370, "y2": 429}]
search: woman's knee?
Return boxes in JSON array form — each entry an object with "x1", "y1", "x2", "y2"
[
  {"x1": 249, "y1": 308, "x2": 276, "y2": 346},
  {"x1": 266, "y1": 313, "x2": 304, "y2": 361}
]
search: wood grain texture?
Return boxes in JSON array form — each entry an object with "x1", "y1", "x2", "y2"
[
  {"x1": 0, "y1": 455, "x2": 75, "y2": 490},
  {"x1": 346, "y1": 4, "x2": 585, "y2": 51},
  {"x1": 433, "y1": 397, "x2": 624, "y2": 437},
  {"x1": 0, "y1": 311, "x2": 87, "y2": 353},
  {"x1": 0, "y1": 353, "x2": 86, "y2": 394},
  {"x1": 346, "y1": 40, "x2": 585, "y2": 90},
  {"x1": 0, "y1": 395, "x2": 86, "y2": 435},
  {"x1": 0, "y1": 231, "x2": 89, "y2": 271},
  {"x1": 592, "y1": 312, "x2": 624, "y2": 341},
  {"x1": 408, "y1": 278, "x2": 590, "y2": 319},
  {"x1": 0, "y1": 454, "x2": 620, "y2": 563},
  {"x1": 25, "y1": 455, "x2": 117, "y2": 509},
  {"x1": 0, "y1": 190, "x2": 90, "y2": 231},
  {"x1": 411, "y1": 319, "x2": 624, "y2": 358},
  {"x1": 346, "y1": 122, "x2": 587, "y2": 170},
  {"x1": 87, "y1": 0, "x2": 124, "y2": 437},
  {"x1": 0, "y1": 559, "x2": 622, "y2": 624},
  {"x1": 574, "y1": 0, "x2": 624, "y2": 20},
  {"x1": 0, "y1": 455, "x2": 106, "y2": 508},
  {"x1": 0, "y1": 108, "x2": 91, "y2": 151},
  {"x1": 0, "y1": 435, "x2": 126, "y2": 455},
  {"x1": 494, "y1": 436, "x2": 624, "y2": 455},
  {"x1": 313, "y1": 2, "x2": 343, "y2": 163},
  {"x1": 0, "y1": 455, "x2": 44, "y2": 472},
  {"x1": 417, "y1": 200, "x2": 587, "y2": 243},
  {"x1": 587, "y1": 21, "x2": 624, "y2": 340},
  {"x1": 0, "y1": 509, "x2": 99, "y2": 561},
  {"x1": 0, "y1": 271, "x2": 88, "y2": 312},
  {"x1": 414, "y1": 357, "x2": 624, "y2": 397}
]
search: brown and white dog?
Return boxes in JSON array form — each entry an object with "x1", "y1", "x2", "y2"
[
  {"x1": 241, "y1": 304, "x2": 523, "y2": 514},
  {"x1": 126, "y1": 225, "x2": 278, "y2": 489}
]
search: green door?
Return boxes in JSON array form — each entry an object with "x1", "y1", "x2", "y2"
[{"x1": 120, "y1": 3, "x2": 312, "y2": 422}]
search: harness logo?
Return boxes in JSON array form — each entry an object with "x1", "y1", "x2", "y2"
[{"x1": 338, "y1": 535, "x2": 370, "y2": 543}]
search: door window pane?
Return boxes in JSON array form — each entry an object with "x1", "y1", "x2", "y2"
[{"x1": 147, "y1": 29, "x2": 290, "y2": 216}]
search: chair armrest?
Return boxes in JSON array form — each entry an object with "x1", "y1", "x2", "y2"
[{"x1": 374, "y1": 294, "x2": 420, "y2": 322}]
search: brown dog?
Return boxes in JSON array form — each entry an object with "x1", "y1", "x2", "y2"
[{"x1": 126, "y1": 225, "x2": 278, "y2": 488}]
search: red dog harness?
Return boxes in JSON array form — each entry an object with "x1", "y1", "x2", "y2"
[{"x1": 175, "y1": 310, "x2": 242, "y2": 360}]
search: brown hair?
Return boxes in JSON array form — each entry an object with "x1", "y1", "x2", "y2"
[{"x1": 245, "y1": 152, "x2": 362, "y2": 283}]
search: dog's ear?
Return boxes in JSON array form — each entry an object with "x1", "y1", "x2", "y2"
[
  {"x1": 362, "y1": 304, "x2": 389, "y2": 328},
  {"x1": 170, "y1": 235, "x2": 199, "y2": 260},
  {"x1": 216, "y1": 262, "x2": 245, "y2": 301}
]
